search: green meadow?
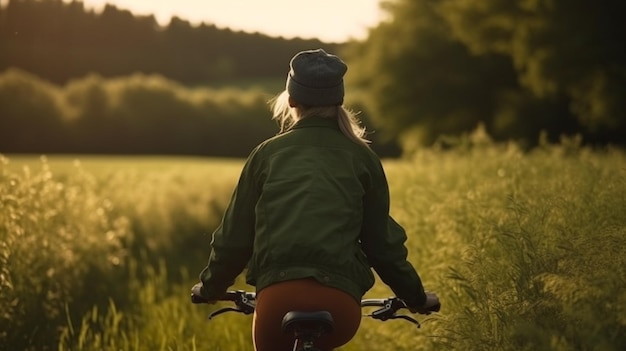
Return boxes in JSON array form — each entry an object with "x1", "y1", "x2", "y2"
[{"x1": 1, "y1": 140, "x2": 625, "y2": 350}]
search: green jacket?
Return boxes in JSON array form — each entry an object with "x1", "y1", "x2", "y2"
[{"x1": 199, "y1": 116, "x2": 427, "y2": 307}]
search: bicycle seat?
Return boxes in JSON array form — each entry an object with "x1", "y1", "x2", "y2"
[{"x1": 281, "y1": 311, "x2": 334, "y2": 335}]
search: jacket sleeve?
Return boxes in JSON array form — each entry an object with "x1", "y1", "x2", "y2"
[
  {"x1": 360, "y1": 156, "x2": 427, "y2": 308},
  {"x1": 199, "y1": 151, "x2": 259, "y2": 300}
]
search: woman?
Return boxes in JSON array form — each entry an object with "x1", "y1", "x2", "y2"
[{"x1": 192, "y1": 49, "x2": 439, "y2": 351}]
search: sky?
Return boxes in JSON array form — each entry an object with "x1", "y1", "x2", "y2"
[{"x1": 56, "y1": 0, "x2": 385, "y2": 43}]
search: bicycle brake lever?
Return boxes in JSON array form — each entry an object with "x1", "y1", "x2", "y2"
[
  {"x1": 208, "y1": 307, "x2": 241, "y2": 320},
  {"x1": 389, "y1": 314, "x2": 421, "y2": 328},
  {"x1": 236, "y1": 302, "x2": 255, "y2": 315},
  {"x1": 370, "y1": 307, "x2": 393, "y2": 321}
]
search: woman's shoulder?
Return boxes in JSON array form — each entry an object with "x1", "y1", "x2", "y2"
[{"x1": 249, "y1": 130, "x2": 381, "y2": 165}]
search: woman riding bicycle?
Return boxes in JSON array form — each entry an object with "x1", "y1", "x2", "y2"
[{"x1": 192, "y1": 48, "x2": 439, "y2": 351}]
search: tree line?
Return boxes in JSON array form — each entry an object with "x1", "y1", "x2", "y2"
[
  {"x1": 1, "y1": 0, "x2": 624, "y2": 155},
  {"x1": 0, "y1": 69, "x2": 280, "y2": 156},
  {"x1": 0, "y1": 0, "x2": 338, "y2": 85},
  {"x1": 0, "y1": 68, "x2": 400, "y2": 157}
]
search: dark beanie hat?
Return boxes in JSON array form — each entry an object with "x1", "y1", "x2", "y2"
[{"x1": 286, "y1": 49, "x2": 347, "y2": 106}]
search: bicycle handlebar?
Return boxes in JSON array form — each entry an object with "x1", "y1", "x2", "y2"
[
  {"x1": 191, "y1": 290, "x2": 439, "y2": 327},
  {"x1": 191, "y1": 290, "x2": 256, "y2": 318}
]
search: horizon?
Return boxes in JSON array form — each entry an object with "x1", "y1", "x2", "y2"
[{"x1": 7, "y1": 0, "x2": 389, "y2": 43}]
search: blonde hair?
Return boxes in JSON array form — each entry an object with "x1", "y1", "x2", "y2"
[{"x1": 270, "y1": 91, "x2": 370, "y2": 146}]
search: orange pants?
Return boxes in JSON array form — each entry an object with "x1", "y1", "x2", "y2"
[{"x1": 253, "y1": 278, "x2": 361, "y2": 351}]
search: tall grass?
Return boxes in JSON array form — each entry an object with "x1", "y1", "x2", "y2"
[
  {"x1": 0, "y1": 155, "x2": 241, "y2": 351},
  {"x1": 381, "y1": 139, "x2": 626, "y2": 350},
  {"x1": 2, "y1": 140, "x2": 625, "y2": 350},
  {"x1": 0, "y1": 155, "x2": 130, "y2": 350}
]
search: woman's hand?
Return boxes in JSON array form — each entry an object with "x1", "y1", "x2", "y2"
[
  {"x1": 410, "y1": 292, "x2": 441, "y2": 314},
  {"x1": 190, "y1": 282, "x2": 217, "y2": 304},
  {"x1": 191, "y1": 282, "x2": 203, "y2": 296}
]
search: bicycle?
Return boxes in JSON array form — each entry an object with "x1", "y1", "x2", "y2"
[{"x1": 191, "y1": 290, "x2": 440, "y2": 351}]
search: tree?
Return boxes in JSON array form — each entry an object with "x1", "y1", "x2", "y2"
[
  {"x1": 0, "y1": 68, "x2": 70, "y2": 152},
  {"x1": 439, "y1": 0, "x2": 626, "y2": 144},
  {"x1": 344, "y1": 0, "x2": 625, "y2": 149},
  {"x1": 344, "y1": 0, "x2": 518, "y2": 147}
]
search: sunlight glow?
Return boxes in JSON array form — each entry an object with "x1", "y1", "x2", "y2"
[{"x1": 54, "y1": 0, "x2": 383, "y2": 43}]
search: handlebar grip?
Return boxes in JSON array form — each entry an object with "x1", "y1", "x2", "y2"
[
  {"x1": 191, "y1": 293, "x2": 211, "y2": 304},
  {"x1": 415, "y1": 301, "x2": 441, "y2": 315},
  {"x1": 431, "y1": 302, "x2": 441, "y2": 313}
]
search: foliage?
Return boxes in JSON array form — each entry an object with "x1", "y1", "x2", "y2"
[
  {"x1": 0, "y1": 155, "x2": 129, "y2": 350},
  {"x1": 2, "y1": 0, "x2": 624, "y2": 154},
  {"x1": 0, "y1": 0, "x2": 337, "y2": 85},
  {"x1": 383, "y1": 140, "x2": 626, "y2": 350},
  {"x1": 2, "y1": 143, "x2": 625, "y2": 350},
  {"x1": 344, "y1": 0, "x2": 625, "y2": 148},
  {"x1": 57, "y1": 263, "x2": 254, "y2": 351},
  {"x1": 0, "y1": 68, "x2": 70, "y2": 152},
  {"x1": 0, "y1": 68, "x2": 399, "y2": 157},
  {"x1": 0, "y1": 155, "x2": 241, "y2": 351},
  {"x1": 438, "y1": 0, "x2": 626, "y2": 143},
  {"x1": 0, "y1": 68, "x2": 278, "y2": 156},
  {"x1": 344, "y1": 0, "x2": 517, "y2": 145}
]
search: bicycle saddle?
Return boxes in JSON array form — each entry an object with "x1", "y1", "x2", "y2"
[{"x1": 281, "y1": 311, "x2": 334, "y2": 334}]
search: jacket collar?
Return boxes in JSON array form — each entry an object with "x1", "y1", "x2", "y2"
[{"x1": 292, "y1": 116, "x2": 339, "y2": 130}]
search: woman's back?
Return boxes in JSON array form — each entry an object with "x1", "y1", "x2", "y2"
[{"x1": 246, "y1": 116, "x2": 381, "y2": 302}]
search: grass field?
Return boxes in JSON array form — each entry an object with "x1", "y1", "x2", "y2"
[{"x1": 1, "y1": 141, "x2": 625, "y2": 350}]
